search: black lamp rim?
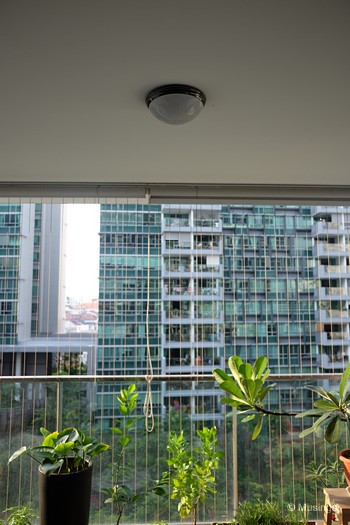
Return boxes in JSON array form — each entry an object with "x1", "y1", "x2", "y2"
[{"x1": 146, "y1": 84, "x2": 206, "y2": 107}]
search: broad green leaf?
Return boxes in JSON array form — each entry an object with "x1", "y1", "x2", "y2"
[
  {"x1": 8, "y1": 446, "x2": 27, "y2": 463},
  {"x1": 241, "y1": 414, "x2": 256, "y2": 423},
  {"x1": 42, "y1": 432, "x2": 59, "y2": 448},
  {"x1": 239, "y1": 363, "x2": 253, "y2": 380},
  {"x1": 261, "y1": 367, "x2": 271, "y2": 383},
  {"x1": 314, "y1": 399, "x2": 338, "y2": 410},
  {"x1": 90, "y1": 443, "x2": 109, "y2": 456},
  {"x1": 54, "y1": 441, "x2": 74, "y2": 455},
  {"x1": 40, "y1": 427, "x2": 51, "y2": 438},
  {"x1": 68, "y1": 428, "x2": 80, "y2": 443},
  {"x1": 260, "y1": 384, "x2": 275, "y2": 401},
  {"x1": 119, "y1": 404, "x2": 128, "y2": 416},
  {"x1": 212, "y1": 368, "x2": 231, "y2": 384},
  {"x1": 325, "y1": 416, "x2": 341, "y2": 444},
  {"x1": 241, "y1": 378, "x2": 258, "y2": 401},
  {"x1": 252, "y1": 415, "x2": 264, "y2": 440},
  {"x1": 40, "y1": 459, "x2": 63, "y2": 475},
  {"x1": 111, "y1": 427, "x2": 123, "y2": 435},
  {"x1": 340, "y1": 363, "x2": 350, "y2": 399},
  {"x1": 228, "y1": 356, "x2": 244, "y2": 386},
  {"x1": 295, "y1": 408, "x2": 327, "y2": 418},
  {"x1": 299, "y1": 412, "x2": 331, "y2": 438},
  {"x1": 253, "y1": 356, "x2": 268, "y2": 380},
  {"x1": 152, "y1": 486, "x2": 166, "y2": 496},
  {"x1": 307, "y1": 386, "x2": 340, "y2": 406},
  {"x1": 220, "y1": 395, "x2": 250, "y2": 407},
  {"x1": 119, "y1": 436, "x2": 130, "y2": 448},
  {"x1": 220, "y1": 397, "x2": 241, "y2": 407},
  {"x1": 219, "y1": 379, "x2": 247, "y2": 400}
]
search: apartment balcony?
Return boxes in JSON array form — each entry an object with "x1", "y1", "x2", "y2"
[
  {"x1": 313, "y1": 241, "x2": 348, "y2": 257},
  {"x1": 163, "y1": 240, "x2": 192, "y2": 254},
  {"x1": 163, "y1": 218, "x2": 191, "y2": 229},
  {"x1": 315, "y1": 309, "x2": 350, "y2": 323},
  {"x1": 195, "y1": 286, "x2": 222, "y2": 295},
  {"x1": 162, "y1": 263, "x2": 191, "y2": 276},
  {"x1": 163, "y1": 335, "x2": 224, "y2": 348},
  {"x1": 312, "y1": 221, "x2": 346, "y2": 236},
  {"x1": 192, "y1": 218, "x2": 222, "y2": 231},
  {"x1": 162, "y1": 286, "x2": 192, "y2": 300},
  {"x1": 192, "y1": 263, "x2": 222, "y2": 276},
  {"x1": 163, "y1": 356, "x2": 225, "y2": 375},
  {"x1": 193, "y1": 239, "x2": 222, "y2": 253},
  {"x1": 316, "y1": 331, "x2": 350, "y2": 346},
  {"x1": 314, "y1": 263, "x2": 350, "y2": 279},
  {"x1": 162, "y1": 219, "x2": 222, "y2": 233},
  {"x1": 314, "y1": 286, "x2": 350, "y2": 300},
  {"x1": 163, "y1": 242, "x2": 222, "y2": 256},
  {"x1": 317, "y1": 352, "x2": 349, "y2": 370},
  {"x1": 0, "y1": 373, "x2": 343, "y2": 523}
]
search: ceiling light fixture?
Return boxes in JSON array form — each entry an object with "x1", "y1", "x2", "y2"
[{"x1": 146, "y1": 84, "x2": 206, "y2": 125}]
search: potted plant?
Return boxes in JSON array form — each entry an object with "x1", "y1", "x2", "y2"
[
  {"x1": 8, "y1": 427, "x2": 109, "y2": 525},
  {"x1": 167, "y1": 425, "x2": 224, "y2": 525},
  {"x1": 102, "y1": 384, "x2": 168, "y2": 525}
]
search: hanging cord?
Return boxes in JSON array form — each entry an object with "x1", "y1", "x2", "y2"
[{"x1": 143, "y1": 205, "x2": 154, "y2": 431}]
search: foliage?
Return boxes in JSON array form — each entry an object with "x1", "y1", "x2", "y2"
[
  {"x1": 233, "y1": 499, "x2": 308, "y2": 525},
  {"x1": 8, "y1": 426, "x2": 109, "y2": 475},
  {"x1": 0, "y1": 505, "x2": 37, "y2": 525},
  {"x1": 213, "y1": 355, "x2": 350, "y2": 443},
  {"x1": 167, "y1": 426, "x2": 224, "y2": 525},
  {"x1": 0, "y1": 384, "x2": 22, "y2": 406},
  {"x1": 213, "y1": 355, "x2": 293, "y2": 439},
  {"x1": 296, "y1": 363, "x2": 350, "y2": 443},
  {"x1": 102, "y1": 385, "x2": 168, "y2": 525},
  {"x1": 305, "y1": 458, "x2": 345, "y2": 488},
  {"x1": 32, "y1": 379, "x2": 91, "y2": 432}
]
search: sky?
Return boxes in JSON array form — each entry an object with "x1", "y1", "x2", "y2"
[{"x1": 64, "y1": 204, "x2": 100, "y2": 302}]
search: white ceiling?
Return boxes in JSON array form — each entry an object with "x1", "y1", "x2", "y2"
[{"x1": 1, "y1": 0, "x2": 349, "y2": 192}]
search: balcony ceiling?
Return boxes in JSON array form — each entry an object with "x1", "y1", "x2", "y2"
[{"x1": 0, "y1": 1, "x2": 350, "y2": 191}]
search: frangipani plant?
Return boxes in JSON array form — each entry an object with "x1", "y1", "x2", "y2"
[
  {"x1": 213, "y1": 355, "x2": 295, "y2": 440},
  {"x1": 213, "y1": 355, "x2": 350, "y2": 444},
  {"x1": 295, "y1": 363, "x2": 350, "y2": 443}
]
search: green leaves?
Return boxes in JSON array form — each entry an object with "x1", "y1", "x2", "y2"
[
  {"x1": 297, "y1": 362, "x2": 350, "y2": 443},
  {"x1": 0, "y1": 505, "x2": 37, "y2": 525},
  {"x1": 213, "y1": 355, "x2": 280, "y2": 439},
  {"x1": 8, "y1": 426, "x2": 109, "y2": 475},
  {"x1": 167, "y1": 426, "x2": 223, "y2": 524},
  {"x1": 103, "y1": 385, "x2": 167, "y2": 525},
  {"x1": 214, "y1": 355, "x2": 350, "y2": 444}
]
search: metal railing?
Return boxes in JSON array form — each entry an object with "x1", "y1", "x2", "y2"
[{"x1": 0, "y1": 373, "x2": 347, "y2": 524}]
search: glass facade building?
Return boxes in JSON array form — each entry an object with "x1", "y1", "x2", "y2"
[{"x1": 97, "y1": 203, "x2": 350, "y2": 426}]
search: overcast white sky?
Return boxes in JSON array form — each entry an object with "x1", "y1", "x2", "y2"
[{"x1": 64, "y1": 204, "x2": 100, "y2": 302}]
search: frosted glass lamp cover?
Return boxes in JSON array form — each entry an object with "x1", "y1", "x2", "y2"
[{"x1": 146, "y1": 85, "x2": 206, "y2": 125}]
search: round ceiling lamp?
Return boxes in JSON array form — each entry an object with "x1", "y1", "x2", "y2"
[{"x1": 146, "y1": 84, "x2": 206, "y2": 125}]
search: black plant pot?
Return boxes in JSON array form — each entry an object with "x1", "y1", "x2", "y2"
[{"x1": 38, "y1": 461, "x2": 93, "y2": 525}]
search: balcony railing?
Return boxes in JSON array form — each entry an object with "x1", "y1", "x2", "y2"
[{"x1": 0, "y1": 373, "x2": 346, "y2": 523}]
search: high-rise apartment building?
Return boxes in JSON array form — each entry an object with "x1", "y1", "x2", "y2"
[
  {"x1": 313, "y1": 206, "x2": 350, "y2": 370},
  {"x1": 98, "y1": 204, "x2": 340, "y2": 426},
  {"x1": 97, "y1": 205, "x2": 163, "y2": 425},
  {"x1": 160, "y1": 205, "x2": 224, "y2": 422},
  {"x1": 0, "y1": 203, "x2": 68, "y2": 376}
]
